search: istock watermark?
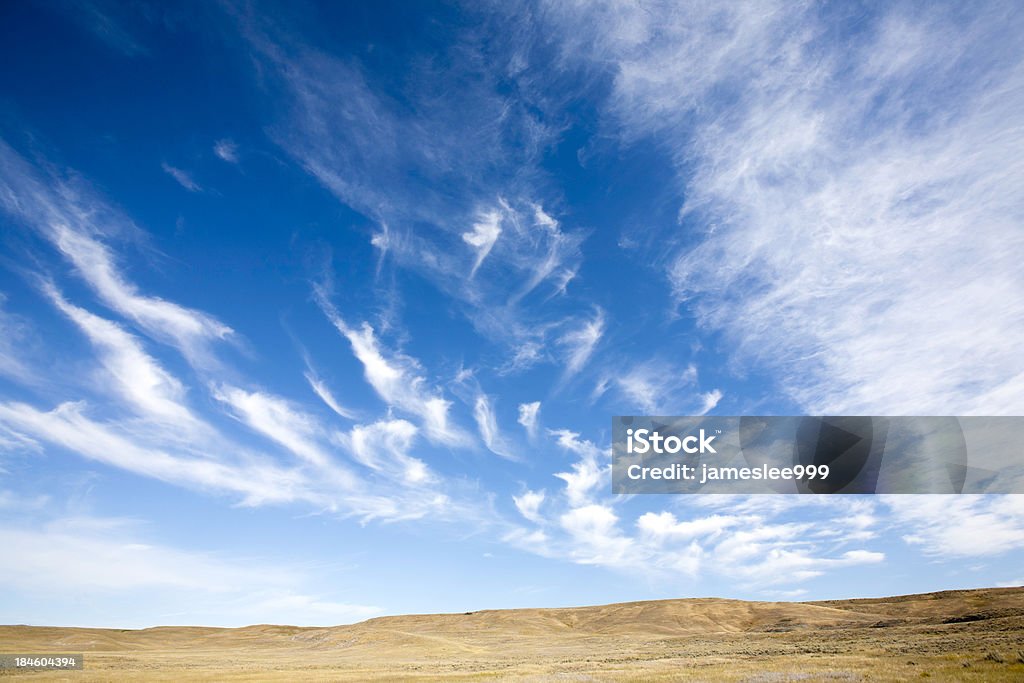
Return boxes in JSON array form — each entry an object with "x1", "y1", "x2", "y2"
[{"x1": 612, "y1": 416, "x2": 1024, "y2": 494}]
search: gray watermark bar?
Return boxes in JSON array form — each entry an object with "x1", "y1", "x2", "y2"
[
  {"x1": 612, "y1": 416, "x2": 1024, "y2": 494},
  {"x1": 0, "y1": 654, "x2": 84, "y2": 670}
]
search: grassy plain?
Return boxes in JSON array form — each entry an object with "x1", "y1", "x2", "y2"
[{"x1": 2, "y1": 587, "x2": 1023, "y2": 681}]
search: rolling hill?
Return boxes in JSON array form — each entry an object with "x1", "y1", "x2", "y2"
[{"x1": 2, "y1": 587, "x2": 1023, "y2": 681}]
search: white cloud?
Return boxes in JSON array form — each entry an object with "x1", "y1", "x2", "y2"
[
  {"x1": 502, "y1": 527, "x2": 551, "y2": 557},
  {"x1": 472, "y1": 394, "x2": 516, "y2": 459},
  {"x1": 509, "y1": 427, "x2": 887, "y2": 591},
  {"x1": 558, "y1": 308, "x2": 605, "y2": 380},
  {"x1": 0, "y1": 397, "x2": 464, "y2": 524},
  {"x1": 341, "y1": 418, "x2": 433, "y2": 485},
  {"x1": 511, "y1": 206, "x2": 584, "y2": 303},
  {"x1": 213, "y1": 385, "x2": 353, "y2": 486},
  {"x1": 554, "y1": 1, "x2": 1024, "y2": 415},
  {"x1": 549, "y1": 264, "x2": 578, "y2": 299},
  {"x1": 213, "y1": 139, "x2": 239, "y2": 164},
  {"x1": 0, "y1": 401, "x2": 311, "y2": 506},
  {"x1": 517, "y1": 401, "x2": 540, "y2": 438},
  {"x1": 304, "y1": 371, "x2": 358, "y2": 420},
  {"x1": 45, "y1": 284, "x2": 197, "y2": 426},
  {"x1": 559, "y1": 504, "x2": 634, "y2": 568},
  {"x1": 0, "y1": 142, "x2": 232, "y2": 366},
  {"x1": 512, "y1": 489, "x2": 545, "y2": 525},
  {"x1": 550, "y1": 429, "x2": 606, "y2": 507},
  {"x1": 316, "y1": 291, "x2": 468, "y2": 446},
  {"x1": 357, "y1": 198, "x2": 587, "y2": 379},
  {"x1": 697, "y1": 389, "x2": 723, "y2": 415},
  {"x1": 499, "y1": 341, "x2": 543, "y2": 375},
  {"x1": 637, "y1": 511, "x2": 742, "y2": 542},
  {"x1": 52, "y1": 225, "x2": 232, "y2": 365},
  {"x1": 0, "y1": 140, "x2": 491, "y2": 528},
  {"x1": 725, "y1": 546, "x2": 884, "y2": 586},
  {"x1": 462, "y1": 209, "x2": 502, "y2": 277},
  {"x1": 161, "y1": 162, "x2": 201, "y2": 192},
  {"x1": 508, "y1": 495, "x2": 887, "y2": 587},
  {"x1": 886, "y1": 495, "x2": 1024, "y2": 558},
  {"x1": 614, "y1": 361, "x2": 698, "y2": 413}
]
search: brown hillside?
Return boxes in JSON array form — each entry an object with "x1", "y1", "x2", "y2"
[{"x1": 2, "y1": 587, "x2": 1023, "y2": 681}]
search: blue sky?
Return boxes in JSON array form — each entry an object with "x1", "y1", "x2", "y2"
[{"x1": 1, "y1": 0, "x2": 1023, "y2": 628}]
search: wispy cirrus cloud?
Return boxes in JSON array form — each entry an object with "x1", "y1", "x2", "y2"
[
  {"x1": 367, "y1": 200, "x2": 589, "y2": 378},
  {"x1": 50, "y1": 225, "x2": 233, "y2": 368},
  {"x1": 0, "y1": 400, "x2": 311, "y2": 506},
  {"x1": 213, "y1": 139, "x2": 239, "y2": 164},
  {"x1": 304, "y1": 371, "x2": 358, "y2": 420},
  {"x1": 0, "y1": 141, "x2": 487, "y2": 525},
  {"x1": 231, "y1": 3, "x2": 559, "y2": 230},
  {"x1": 462, "y1": 209, "x2": 503, "y2": 278},
  {"x1": 613, "y1": 360, "x2": 698, "y2": 414},
  {"x1": 0, "y1": 143, "x2": 232, "y2": 366},
  {"x1": 472, "y1": 394, "x2": 517, "y2": 460},
  {"x1": 213, "y1": 384, "x2": 354, "y2": 485},
  {"x1": 557, "y1": 308, "x2": 605, "y2": 380},
  {"x1": 227, "y1": 8, "x2": 598, "y2": 387},
  {"x1": 886, "y1": 495, "x2": 1024, "y2": 558},
  {"x1": 315, "y1": 287, "x2": 470, "y2": 447},
  {"x1": 48, "y1": 0, "x2": 149, "y2": 57},
  {"x1": 697, "y1": 389, "x2": 723, "y2": 416},
  {"x1": 161, "y1": 162, "x2": 201, "y2": 192},
  {"x1": 0, "y1": 283, "x2": 470, "y2": 523},
  {"x1": 43, "y1": 283, "x2": 198, "y2": 427},
  {"x1": 547, "y1": 1, "x2": 1024, "y2": 416}
]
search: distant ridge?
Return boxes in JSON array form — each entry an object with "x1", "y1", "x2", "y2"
[
  {"x1": 4, "y1": 587, "x2": 1023, "y2": 641},
  {"x1": 3, "y1": 587, "x2": 1022, "y2": 681}
]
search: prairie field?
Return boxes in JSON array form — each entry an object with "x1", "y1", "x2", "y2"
[{"x1": 2, "y1": 587, "x2": 1023, "y2": 681}]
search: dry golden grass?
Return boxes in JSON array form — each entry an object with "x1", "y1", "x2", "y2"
[{"x1": 2, "y1": 587, "x2": 1023, "y2": 681}]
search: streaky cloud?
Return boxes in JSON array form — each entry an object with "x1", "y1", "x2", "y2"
[
  {"x1": 462, "y1": 209, "x2": 502, "y2": 278},
  {"x1": 0, "y1": 142, "x2": 233, "y2": 367},
  {"x1": 558, "y1": 308, "x2": 605, "y2": 380},
  {"x1": 472, "y1": 394, "x2": 518, "y2": 460},
  {"x1": 304, "y1": 371, "x2": 358, "y2": 420},
  {"x1": 43, "y1": 283, "x2": 197, "y2": 427},
  {"x1": 161, "y1": 162, "x2": 201, "y2": 192},
  {"x1": 315, "y1": 287, "x2": 470, "y2": 447},
  {"x1": 213, "y1": 384, "x2": 355, "y2": 486},
  {"x1": 549, "y1": 1, "x2": 1024, "y2": 415},
  {"x1": 0, "y1": 400, "x2": 312, "y2": 506}
]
